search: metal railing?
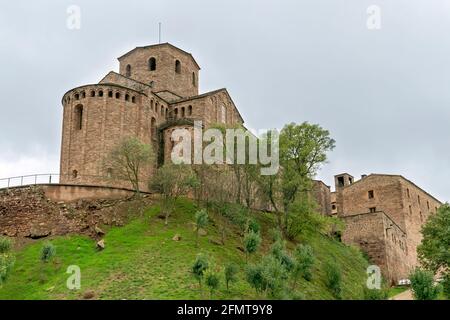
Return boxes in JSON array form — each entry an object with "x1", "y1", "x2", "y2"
[
  {"x1": 0, "y1": 173, "x2": 127, "y2": 190},
  {"x1": 0, "y1": 174, "x2": 61, "y2": 189}
]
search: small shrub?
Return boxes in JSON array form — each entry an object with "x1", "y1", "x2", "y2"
[
  {"x1": 363, "y1": 287, "x2": 388, "y2": 300},
  {"x1": 243, "y1": 231, "x2": 261, "y2": 261},
  {"x1": 205, "y1": 269, "x2": 220, "y2": 298},
  {"x1": 0, "y1": 237, "x2": 12, "y2": 254},
  {"x1": 40, "y1": 242, "x2": 56, "y2": 263},
  {"x1": 195, "y1": 209, "x2": 209, "y2": 247},
  {"x1": 269, "y1": 228, "x2": 283, "y2": 243},
  {"x1": 224, "y1": 263, "x2": 239, "y2": 291},
  {"x1": 246, "y1": 263, "x2": 265, "y2": 294},
  {"x1": 247, "y1": 219, "x2": 260, "y2": 234},
  {"x1": 259, "y1": 255, "x2": 288, "y2": 298},
  {"x1": 409, "y1": 268, "x2": 440, "y2": 300},
  {"x1": 0, "y1": 254, "x2": 15, "y2": 285},
  {"x1": 324, "y1": 261, "x2": 342, "y2": 299},
  {"x1": 270, "y1": 241, "x2": 294, "y2": 272},
  {"x1": 192, "y1": 254, "x2": 209, "y2": 288},
  {"x1": 293, "y1": 244, "x2": 315, "y2": 283}
]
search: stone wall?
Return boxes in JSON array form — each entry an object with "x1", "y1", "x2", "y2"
[
  {"x1": 342, "y1": 211, "x2": 409, "y2": 283},
  {"x1": 335, "y1": 174, "x2": 442, "y2": 283},
  {"x1": 0, "y1": 185, "x2": 152, "y2": 239},
  {"x1": 312, "y1": 180, "x2": 331, "y2": 216}
]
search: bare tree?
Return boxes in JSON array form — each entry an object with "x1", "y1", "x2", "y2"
[
  {"x1": 106, "y1": 137, "x2": 154, "y2": 196},
  {"x1": 150, "y1": 164, "x2": 198, "y2": 225}
]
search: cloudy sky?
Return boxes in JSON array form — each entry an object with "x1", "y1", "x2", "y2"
[{"x1": 0, "y1": 0, "x2": 449, "y2": 201}]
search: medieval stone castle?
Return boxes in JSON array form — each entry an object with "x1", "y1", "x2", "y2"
[
  {"x1": 3, "y1": 43, "x2": 443, "y2": 284},
  {"x1": 60, "y1": 43, "x2": 243, "y2": 191}
]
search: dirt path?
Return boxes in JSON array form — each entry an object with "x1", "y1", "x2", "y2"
[{"x1": 391, "y1": 289, "x2": 413, "y2": 300}]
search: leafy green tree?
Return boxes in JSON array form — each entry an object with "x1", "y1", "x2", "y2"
[
  {"x1": 224, "y1": 263, "x2": 239, "y2": 291},
  {"x1": 279, "y1": 123, "x2": 335, "y2": 229},
  {"x1": 195, "y1": 209, "x2": 209, "y2": 247},
  {"x1": 257, "y1": 123, "x2": 335, "y2": 234},
  {"x1": 150, "y1": 164, "x2": 198, "y2": 225},
  {"x1": 417, "y1": 204, "x2": 450, "y2": 275},
  {"x1": 106, "y1": 137, "x2": 154, "y2": 196},
  {"x1": 205, "y1": 269, "x2": 221, "y2": 299},
  {"x1": 41, "y1": 242, "x2": 56, "y2": 263},
  {"x1": 243, "y1": 230, "x2": 261, "y2": 262},
  {"x1": 324, "y1": 261, "x2": 342, "y2": 299},
  {"x1": 192, "y1": 254, "x2": 209, "y2": 289},
  {"x1": 293, "y1": 244, "x2": 315, "y2": 286},
  {"x1": 409, "y1": 268, "x2": 440, "y2": 300}
]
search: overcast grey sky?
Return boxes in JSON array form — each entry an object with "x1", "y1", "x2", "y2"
[{"x1": 0, "y1": 0, "x2": 449, "y2": 201}]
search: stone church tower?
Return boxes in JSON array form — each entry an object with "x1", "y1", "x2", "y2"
[{"x1": 60, "y1": 43, "x2": 244, "y2": 190}]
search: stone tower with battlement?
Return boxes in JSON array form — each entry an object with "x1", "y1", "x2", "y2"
[{"x1": 60, "y1": 43, "x2": 244, "y2": 190}]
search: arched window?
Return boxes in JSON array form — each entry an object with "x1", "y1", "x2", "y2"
[
  {"x1": 151, "y1": 117, "x2": 157, "y2": 139},
  {"x1": 126, "y1": 64, "x2": 132, "y2": 77},
  {"x1": 81, "y1": 91, "x2": 86, "y2": 99},
  {"x1": 161, "y1": 106, "x2": 164, "y2": 116},
  {"x1": 116, "y1": 92, "x2": 121, "y2": 99},
  {"x1": 192, "y1": 72, "x2": 196, "y2": 87},
  {"x1": 72, "y1": 170, "x2": 78, "y2": 179},
  {"x1": 188, "y1": 105, "x2": 193, "y2": 116},
  {"x1": 150, "y1": 100, "x2": 154, "y2": 110},
  {"x1": 106, "y1": 168, "x2": 113, "y2": 178},
  {"x1": 74, "y1": 105, "x2": 83, "y2": 130},
  {"x1": 74, "y1": 93, "x2": 80, "y2": 100},
  {"x1": 98, "y1": 90, "x2": 104, "y2": 97},
  {"x1": 175, "y1": 60, "x2": 181, "y2": 74},
  {"x1": 174, "y1": 108, "x2": 178, "y2": 119},
  {"x1": 165, "y1": 108, "x2": 168, "y2": 118},
  {"x1": 181, "y1": 107, "x2": 185, "y2": 118},
  {"x1": 90, "y1": 90, "x2": 95, "y2": 97},
  {"x1": 221, "y1": 105, "x2": 226, "y2": 123},
  {"x1": 149, "y1": 57, "x2": 156, "y2": 71},
  {"x1": 155, "y1": 103, "x2": 159, "y2": 113},
  {"x1": 132, "y1": 96, "x2": 136, "y2": 103},
  {"x1": 125, "y1": 94, "x2": 130, "y2": 101},
  {"x1": 108, "y1": 90, "x2": 113, "y2": 98}
]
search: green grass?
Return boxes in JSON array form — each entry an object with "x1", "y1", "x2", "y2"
[
  {"x1": 0, "y1": 199, "x2": 369, "y2": 300},
  {"x1": 387, "y1": 286, "x2": 409, "y2": 298}
]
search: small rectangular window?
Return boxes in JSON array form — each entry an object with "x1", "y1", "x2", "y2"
[
  {"x1": 368, "y1": 190, "x2": 374, "y2": 199},
  {"x1": 369, "y1": 207, "x2": 376, "y2": 213}
]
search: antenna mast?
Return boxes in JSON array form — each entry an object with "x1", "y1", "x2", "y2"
[{"x1": 159, "y1": 22, "x2": 162, "y2": 44}]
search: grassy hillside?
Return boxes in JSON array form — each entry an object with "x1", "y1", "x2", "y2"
[{"x1": 0, "y1": 198, "x2": 369, "y2": 300}]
